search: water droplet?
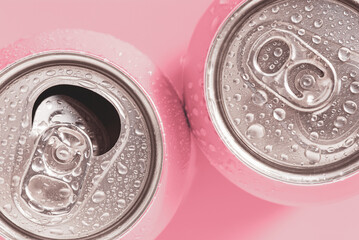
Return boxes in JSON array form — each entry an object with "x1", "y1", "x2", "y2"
[
  {"x1": 350, "y1": 82, "x2": 359, "y2": 94},
  {"x1": 291, "y1": 13, "x2": 303, "y2": 23},
  {"x1": 223, "y1": 85, "x2": 231, "y2": 92},
  {"x1": 32, "y1": 157, "x2": 44, "y2": 172},
  {"x1": 46, "y1": 70, "x2": 56, "y2": 76},
  {"x1": 71, "y1": 181, "x2": 79, "y2": 191},
  {"x1": 101, "y1": 161, "x2": 110, "y2": 171},
  {"x1": 305, "y1": 4, "x2": 314, "y2": 12},
  {"x1": 117, "y1": 162, "x2": 128, "y2": 175},
  {"x1": 298, "y1": 29, "x2": 306, "y2": 36},
  {"x1": 273, "y1": 108, "x2": 286, "y2": 121},
  {"x1": 338, "y1": 47, "x2": 351, "y2": 62},
  {"x1": 334, "y1": 116, "x2": 347, "y2": 128},
  {"x1": 241, "y1": 73, "x2": 249, "y2": 81},
  {"x1": 8, "y1": 114, "x2": 16, "y2": 122},
  {"x1": 245, "y1": 124, "x2": 265, "y2": 139},
  {"x1": 100, "y1": 212, "x2": 109, "y2": 221},
  {"x1": 314, "y1": 19, "x2": 323, "y2": 28},
  {"x1": 21, "y1": 115, "x2": 30, "y2": 128},
  {"x1": 309, "y1": 132, "x2": 319, "y2": 141},
  {"x1": 281, "y1": 154, "x2": 289, "y2": 161},
  {"x1": 3, "y1": 204, "x2": 12, "y2": 213},
  {"x1": 312, "y1": 35, "x2": 321, "y2": 44},
  {"x1": 20, "y1": 85, "x2": 29, "y2": 93},
  {"x1": 344, "y1": 138, "x2": 355, "y2": 147},
  {"x1": 252, "y1": 90, "x2": 268, "y2": 106},
  {"x1": 72, "y1": 167, "x2": 82, "y2": 177},
  {"x1": 234, "y1": 94, "x2": 242, "y2": 102},
  {"x1": 117, "y1": 199, "x2": 126, "y2": 208},
  {"x1": 18, "y1": 135, "x2": 27, "y2": 145},
  {"x1": 259, "y1": 13, "x2": 267, "y2": 21},
  {"x1": 291, "y1": 144, "x2": 299, "y2": 152},
  {"x1": 305, "y1": 146, "x2": 321, "y2": 164},
  {"x1": 245, "y1": 113, "x2": 254, "y2": 123},
  {"x1": 272, "y1": 6, "x2": 280, "y2": 13},
  {"x1": 12, "y1": 176, "x2": 20, "y2": 187},
  {"x1": 86, "y1": 207, "x2": 95, "y2": 215},
  {"x1": 343, "y1": 100, "x2": 357, "y2": 114},
  {"x1": 134, "y1": 180, "x2": 141, "y2": 188},
  {"x1": 264, "y1": 145, "x2": 273, "y2": 153},
  {"x1": 92, "y1": 190, "x2": 106, "y2": 203},
  {"x1": 135, "y1": 128, "x2": 144, "y2": 136}
]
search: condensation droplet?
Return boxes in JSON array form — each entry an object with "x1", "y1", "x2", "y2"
[
  {"x1": 20, "y1": 85, "x2": 29, "y2": 93},
  {"x1": 338, "y1": 47, "x2": 351, "y2": 62},
  {"x1": 273, "y1": 108, "x2": 286, "y2": 121},
  {"x1": 291, "y1": 13, "x2": 303, "y2": 23},
  {"x1": 314, "y1": 19, "x2": 323, "y2": 28},
  {"x1": 117, "y1": 199, "x2": 126, "y2": 208},
  {"x1": 305, "y1": 4, "x2": 314, "y2": 12},
  {"x1": 334, "y1": 116, "x2": 347, "y2": 128},
  {"x1": 298, "y1": 29, "x2": 306, "y2": 36},
  {"x1": 305, "y1": 147, "x2": 321, "y2": 164},
  {"x1": 117, "y1": 162, "x2": 128, "y2": 175},
  {"x1": 12, "y1": 176, "x2": 20, "y2": 187},
  {"x1": 312, "y1": 35, "x2": 321, "y2": 44},
  {"x1": 265, "y1": 145, "x2": 273, "y2": 153},
  {"x1": 246, "y1": 124, "x2": 265, "y2": 139},
  {"x1": 350, "y1": 82, "x2": 359, "y2": 94},
  {"x1": 32, "y1": 157, "x2": 45, "y2": 172},
  {"x1": 309, "y1": 132, "x2": 319, "y2": 141},
  {"x1": 252, "y1": 90, "x2": 268, "y2": 106},
  {"x1": 245, "y1": 113, "x2": 254, "y2": 123},
  {"x1": 234, "y1": 94, "x2": 242, "y2": 102},
  {"x1": 343, "y1": 100, "x2": 357, "y2": 114},
  {"x1": 272, "y1": 6, "x2": 280, "y2": 13},
  {"x1": 8, "y1": 114, "x2": 16, "y2": 122},
  {"x1": 92, "y1": 191, "x2": 106, "y2": 203}
]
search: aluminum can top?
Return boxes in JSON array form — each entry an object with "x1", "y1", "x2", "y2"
[
  {"x1": 206, "y1": 0, "x2": 359, "y2": 184},
  {"x1": 0, "y1": 52, "x2": 162, "y2": 240}
]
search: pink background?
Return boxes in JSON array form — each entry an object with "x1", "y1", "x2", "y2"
[{"x1": 0, "y1": 0, "x2": 358, "y2": 239}]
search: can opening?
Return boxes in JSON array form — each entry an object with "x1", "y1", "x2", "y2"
[{"x1": 32, "y1": 85, "x2": 121, "y2": 156}]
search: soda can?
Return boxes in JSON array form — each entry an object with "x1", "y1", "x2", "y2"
[
  {"x1": 184, "y1": 0, "x2": 359, "y2": 205},
  {"x1": 0, "y1": 29, "x2": 194, "y2": 239}
]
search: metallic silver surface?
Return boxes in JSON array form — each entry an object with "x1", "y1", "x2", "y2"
[
  {"x1": 206, "y1": 0, "x2": 359, "y2": 184},
  {"x1": 0, "y1": 52, "x2": 163, "y2": 239}
]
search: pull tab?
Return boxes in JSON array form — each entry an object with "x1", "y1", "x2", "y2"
[
  {"x1": 21, "y1": 95, "x2": 106, "y2": 216},
  {"x1": 247, "y1": 27, "x2": 337, "y2": 112}
]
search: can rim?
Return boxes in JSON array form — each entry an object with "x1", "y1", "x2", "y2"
[
  {"x1": 205, "y1": 0, "x2": 359, "y2": 185},
  {"x1": 0, "y1": 51, "x2": 163, "y2": 240}
]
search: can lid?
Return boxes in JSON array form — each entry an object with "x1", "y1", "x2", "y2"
[
  {"x1": 206, "y1": 0, "x2": 359, "y2": 184},
  {"x1": 0, "y1": 52, "x2": 162, "y2": 239}
]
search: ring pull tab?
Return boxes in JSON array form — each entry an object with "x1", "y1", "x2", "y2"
[
  {"x1": 247, "y1": 28, "x2": 337, "y2": 112},
  {"x1": 21, "y1": 94, "x2": 107, "y2": 216}
]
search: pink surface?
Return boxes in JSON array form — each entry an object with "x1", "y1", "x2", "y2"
[{"x1": 0, "y1": 0, "x2": 357, "y2": 240}]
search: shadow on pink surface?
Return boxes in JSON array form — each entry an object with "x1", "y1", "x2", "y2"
[
  {"x1": 156, "y1": 139, "x2": 359, "y2": 240},
  {"x1": 157, "y1": 142, "x2": 287, "y2": 240}
]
